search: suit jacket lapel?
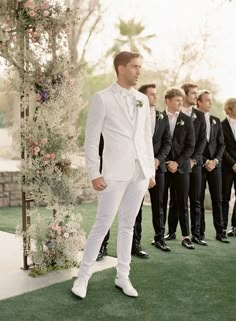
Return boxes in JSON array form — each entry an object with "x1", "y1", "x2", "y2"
[{"x1": 209, "y1": 116, "x2": 215, "y2": 141}]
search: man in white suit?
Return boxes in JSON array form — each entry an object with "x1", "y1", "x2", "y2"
[{"x1": 72, "y1": 51, "x2": 155, "y2": 299}]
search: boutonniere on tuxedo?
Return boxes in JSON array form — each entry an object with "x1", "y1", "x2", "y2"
[
  {"x1": 136, "y1": 99, "x2": 143, "y2": 108},
  {"x1": 177, "y1": 119, "x2": 184, "y2": 126},
  {"x1": 157, "y1": 113, "x2": 164, "y2": 120},
  {"x1": 191, "y1": 112, "x2": 197, "y2": 120},
  {"x1": 212, "y1": 119, "x2": 216, "y2": 125}
]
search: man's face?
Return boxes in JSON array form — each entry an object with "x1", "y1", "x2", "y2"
[
  {"x1": 119, "y1": 57, "x2": 142, "y2": 87},
  {"x1": 198, "y1": 93, "x2": 212, "y2": 113},
  {"x1": 166, "y1": 96, "x2": 183, "y2": 113},
  {"x1": 228, "y1": 106, "x2": 236, "y2": 119},
  {"x1": 146, "y1": 87, "x2": 157, "y2": 107},
  {"x1": 185, "y1": 87, "x2": 198, "y2": 106}
]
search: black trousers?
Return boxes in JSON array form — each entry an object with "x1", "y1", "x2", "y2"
[
  {"x1": 200, "y1": 166, "x2": 224, "y2": 236},
  {"x1": 163, "y1": 171, "x2": 190, "y2": 237},
  {"x1": 133, "y1": 171, "x2": 166, "y2": 245},
  {"x1": 165, "y1": 165, "x2": 202, "y2": 238},
  {"x1": 222, "y1": 167, "x2": 236, "y2": 229}
]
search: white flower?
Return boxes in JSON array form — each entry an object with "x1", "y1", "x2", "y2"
[
  {"x1": 157, "y1": 113, "x2": 164, "y2": 120},
  {"x1": 212, "y1": 119, "x2": 216, "y2": 125},
  {"x1": 177, "y1": 119, "x2": 184, "y2": 126},
  {"x1": 64, "y1": 232, "x2": 69, "y2": 238},
  {"x1": 136, "y1": 100, "x2": 143, "y2": 108},
  {"x1": 192, "y1": 112, "x2": 197, "y2": 120}
]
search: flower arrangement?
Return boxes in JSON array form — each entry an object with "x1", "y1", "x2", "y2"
[
  {"x1": 177, "y1": 119, "x2": 185, "y2": 126},
  {"x1": 1, "y1": 1, "x2": 88, "y2": 273},
  {"x1": 157, "y1": 112, "x2": 164, "y2": 120},
  {"x1": 16, "y1": 206, "x2": 86, "y2": 276},
  {"x1": 136, "y1": 99, "x2": 143, "y2": 108},
  {"x1": 191, "y1": 112, "x2": 197, "y2": 120}
]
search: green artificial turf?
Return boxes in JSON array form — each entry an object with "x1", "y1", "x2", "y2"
[{"x1": 0, "y1": 203, "x2": 236, "y2": 320}]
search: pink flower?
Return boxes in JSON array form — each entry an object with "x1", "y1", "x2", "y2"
[
  {"x1": 29, "y1": 11, "x2": 36, "y2": 17},
  {"x1": 41, "y1": 1, "x2": 49, "y2": 9},
  {"x1": 63, "y1": 70, "x2": 69, "y2": 78},
  {"x1": 34, "y1": 5, "x2": 39, "y2": 11},
  {"x1": 24, "y1": 0, "x2": 35, "y2": 9},
  {"x1": 44, "y1": 154, "x2": 51, "y2": 160},
  {"x1": 50, "y1": 153, "x2": 56, "y2": 160},
  {"x1": 43, "y1": 10, "x2": 50, "y2": 17},
  {"x1": 41, "y1": 138, "x2": 48, "y2": 144}
]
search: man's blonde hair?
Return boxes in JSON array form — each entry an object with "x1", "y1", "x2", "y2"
[
  {"x1": 224, "y1": 98, "x2": 236, "y2": 114},
  {"x1": 164, "y1": 87, "x2": 185, "y2": 100}
]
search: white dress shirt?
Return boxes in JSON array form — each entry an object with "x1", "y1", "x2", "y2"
[
  {"x1": 166, "y1": 109, "x2": 179, "y2": 137},
  {"x1": 205, "y1": 112, "x2": 211, "y2": 142},
  {"x1": 181, "y1": 106, "x2": 193, "y2": 117},
  {"x1": 227, "y1": 116, "x2": 236, "y2": 140}
]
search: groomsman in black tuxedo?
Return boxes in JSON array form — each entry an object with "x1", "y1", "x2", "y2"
[
  {"x1": 132, "y1": 84, "x2": 172, "y2": 256},
  {"x1": 165, "y1": 83, "x2": 207, "y2": 246},
  {"x1": 221, "y1": 98, "x2": 236, "y2": 237},
  {"x1": 197, "y1": 90, "x2": 229, "y2": 243},
  {"x1": 163, "y1": 87, "x2": 195, "y2": 249}
]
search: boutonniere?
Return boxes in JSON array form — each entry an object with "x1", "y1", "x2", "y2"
[
  {"x1": 212, "y1": 119, "x2": 216, "y2": 125},
  {"x1": 191, "y1": 112, "x2": 197, "y2": 120},
  {"x1": 177, "y1": 119, "x2": 184, "y2": 126},
  {"x1": 136, "y1": 99, "x2": 143, "y2": 108},
  {"x1": 157, "y1": 112, "x2": 164, "y2": 120}
]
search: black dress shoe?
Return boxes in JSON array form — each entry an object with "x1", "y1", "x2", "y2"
[
  {"x1": 228, "y1": 227, "x2": 236, "y2": 237},
  {"x1": 191, "y1": 236, "x2": 208, "y2": 246},
  {"x1": 164, "y1": 233, "x2": 176, "y2": 241},
  {"x1": 216, "y1": 235, "x2": 230, "y2": 243},
  {"x1": 155, "y1": 240, "x2": 171, "y2": 252},
  {"x1": 131, "y1": 245, "x2": 149, "y2": 258},
  {"x1": 96, "y1": 245, "x2": 108, "y2": 261},
  {"x1": 182, "y1": 238, "x2": 195, "y2": 249}
]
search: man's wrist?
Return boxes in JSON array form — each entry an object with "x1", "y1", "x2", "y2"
[{"x1": 214, "y1": 158, "x2": 219, "y2": 166}]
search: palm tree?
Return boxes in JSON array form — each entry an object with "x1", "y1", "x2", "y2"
[{"x1": 106, "y1": 18, "x2": 156, "y2": 56}]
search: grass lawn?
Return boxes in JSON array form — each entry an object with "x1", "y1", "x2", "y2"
[{"x1": 0, "y1": 203, "x2": 236, "y2": 321}]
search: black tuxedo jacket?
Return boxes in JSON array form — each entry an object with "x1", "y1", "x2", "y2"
[
  {"x1": 165, "y1": 111, "x2": 195, "y2": 174},
  {"x1": 191, "y1": 108, "x2": 207, "y2": 165},
  {"x1": 152, "y1": 111, "x2": 172, "y2": 173},
  {"x1": 222, "y1": 118, "x2": 236, "y2": 169},
  {"x1": 203, "y1": 115, "x2": 225, "y2": 165}
]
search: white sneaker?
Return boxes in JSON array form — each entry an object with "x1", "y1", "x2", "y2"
[
  {"x1": 71, "y1": 278, "x2": 88, "y2": 299},
  {"x1": 115, "y1": 276, "x2": 138, "y2": 297}
]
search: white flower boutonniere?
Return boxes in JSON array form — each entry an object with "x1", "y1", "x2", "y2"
[
  {"x1": 136, "y1": 100, "x2": 143, "y2": 108},
  {"x1": 192, "y1": 112, "x2": 197, "y2": 120},
  {"x1": 177, "y1": 119, "x2": 184, "y2": 126},
  {"x1": 212, "y1": 119, "x2": 216, "y2": 125},
  {"x1": 157, "y1": 113, "x2": 164, "y2": 120}
]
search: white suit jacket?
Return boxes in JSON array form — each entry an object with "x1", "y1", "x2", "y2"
[{"x1": 84, "y1": 83, "x2": 155, "y2": 181}]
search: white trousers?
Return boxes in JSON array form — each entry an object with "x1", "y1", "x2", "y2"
[{"x1": 78, "y1": 161, "x2": 149, "y2": 280}]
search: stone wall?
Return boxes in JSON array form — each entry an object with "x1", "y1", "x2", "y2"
[{"x1": 0, "y1": 172, "x2": 21, "y2": 207}]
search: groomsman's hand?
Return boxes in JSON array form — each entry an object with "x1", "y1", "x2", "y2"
[
  {"x1": 155, "y1": 158, "x2": 160, "y2": 170},
  {"x1": 232, "y1": 164, "x2": 236, "y2": 173},
  {"x1": 149, "y1": 176, "x2": 156, "y2": 189},
  {"x1": 205, "y1": 160, "x2": 216, "y2": 172},
  {"x1": 92, "y1": 177, "x2": 107, "y2": 191},
  {"x1": 167, "y1": 161, "x2": 178, "y2": 173}
]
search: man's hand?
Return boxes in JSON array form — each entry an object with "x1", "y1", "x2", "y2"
[
  {"x1": 155, "y1": 158, "x2": 160, "y2": 170},
  {"x1": 205, "y1": 160, "x2": 216, "y2": 172},
  {"x1": 92, "y1": 177, "x2": 107, "y2": 191},
  {"x1": 149, "y1": 176, "x2": 156, "y2": 189},
  {"x1": 190, "y1": 159, "x2": 196, "y2": 169},
  {"x1": 233, "y1": 164, "x2": 236, "y2": 173},
  {"x1": 167, "y1": 161, "x2": 178, "y2": 173}
]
